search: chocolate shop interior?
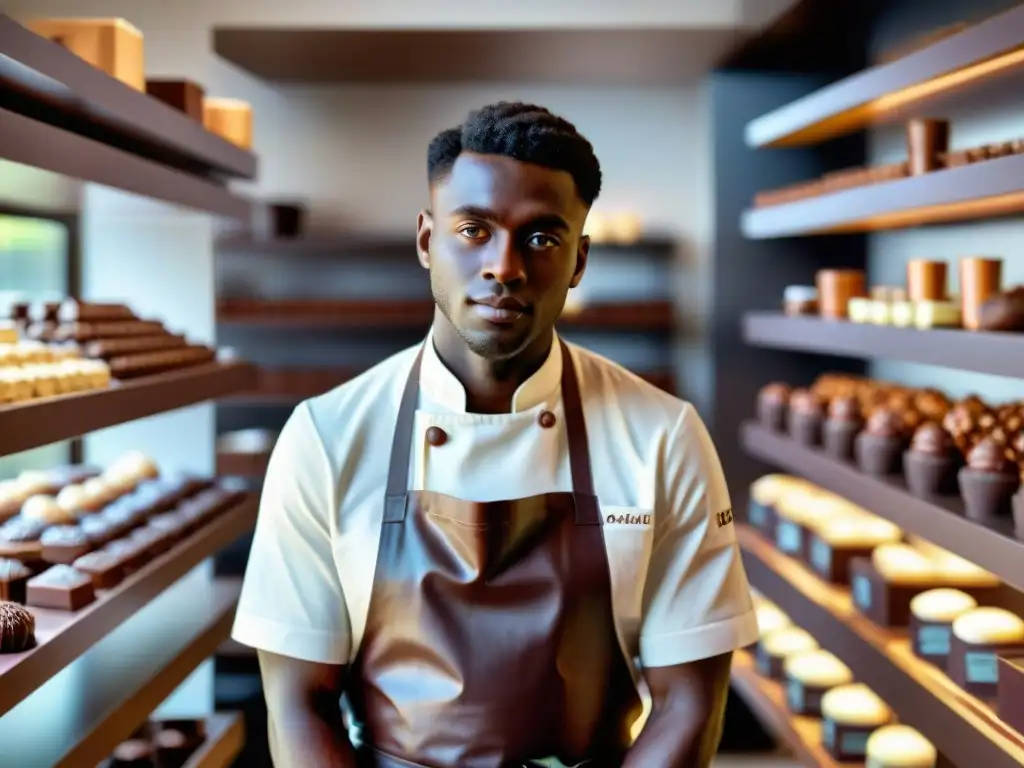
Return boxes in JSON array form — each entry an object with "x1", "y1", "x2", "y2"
[{"x1": 6, "y1": 0, "x2": 1024, "y2": 766}]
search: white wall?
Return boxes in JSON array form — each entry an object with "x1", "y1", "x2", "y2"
[{"x1": 866, "y1": 0, "x2": 1024, "y2": 404}]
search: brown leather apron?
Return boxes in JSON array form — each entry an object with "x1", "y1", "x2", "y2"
[{"x1": 348, "y1": 340, "x2": 642, "y2": 768}]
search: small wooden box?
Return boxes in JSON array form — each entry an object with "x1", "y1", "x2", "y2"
[
  {"x1": 146, "y1": 79, "x2": 205, "y2": 122},
  {"x1": 821, "y1": 718, "x2": 879, "y2": 762},
  {"x1": 203, "y1": 98, "x2": 253, "y2": 149},
  {"x1": 27, "y1": 17, "x2": 144, "y2": 91},
  {"x1": 948, "y1": 634, "x2": 1024, "y2": 701},
  {"x1": 910, "y1": 613, "x2": 957, "y2": 667}
]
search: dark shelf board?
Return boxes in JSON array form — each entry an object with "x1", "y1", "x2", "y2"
[
  {"x1": 220, "y1": 365, "x2": 677, "y2": 405},
  {"x1": 745, "y1": 4, "x2": 1024, "y2": 147},
  {"x1": 730, "y1": 650, "x2": 840, "y2": 768},
  {"x1": 741, "y1": 422, "x2": 1024, "y2": 592},
  {"x1": 216, "y1": 299, "x2": 677, "y2": 333},
  {"x1": 740, "y1": 525, "x2": 1024, "y2": 768},
  {"x1": 742, "y1": 153, "x2": 1024, "y2": 238},
  {"x1": 743, "y1": 312, "x2": 1024, "y2": 378},
  {"x1": 182, "y1": 713, "x2": 245, "y2": 768},
  {"x1": 0, "y1": 361, "x2": 254, "y2": 458},
  {"x1": 0, "y1": 577, "x2": 241, "y2": 768},
  {"x1": 0, "y1": 15, "x2": 255, "y2": 179},
  {"x1": 212, "y1": 27, "x2": 736, "y2": 86},
  {"x1": 0, "y1": 107, "x2": 250, "y2": 219},
  {"x1": 0, "y1": 495, "x2": 256, "y2": 718}
]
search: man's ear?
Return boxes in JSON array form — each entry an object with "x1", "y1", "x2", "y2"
[
  {"x1": 415, "y1": 209, "x2": 433, "y2": 270},
  {"x1": 570, "y1": 234, "x2": 590, "y2": 289}
]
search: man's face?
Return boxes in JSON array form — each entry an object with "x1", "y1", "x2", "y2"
[{"x1": 417, "y1": 152, "x2": 590, "y2": 360}]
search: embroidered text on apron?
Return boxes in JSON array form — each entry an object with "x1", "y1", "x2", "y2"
[{"x1": 349, "y1": 340, "x2": 642, "y2": 768}]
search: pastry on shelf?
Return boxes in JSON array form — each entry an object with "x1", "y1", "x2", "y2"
[
  {"x1": 865, "y1": 724, "x2": 937, "y2": 768},
  {"x1": 822, "y1": 394, "x2": 863, "y2": 461},
  {"x1": 786, "y1": 388, "x2": 825, "y2": 446},
  {"x1": 782, "y1": 285, "x2": 818, "y2": 316},
  {"x1": 25, "y1": 18, "x2": 145, "y2": 91},
  {"x1": 909, "y1": 588, "x2": 977, "y2": 667},
  {"x1": 756, "y1": 382, "x2": 791, "y2": 433},
  {"x1": 958, "y1": 437, "x2": 1019, "y2": 520},
  {"x1": 978, "y1": 285, "x2": 1024, "y2": 332},
  {"x1": 904, "y1": 421, "x2": 958, "y2": 497},
  {"x1": 0, "y1": 600, "x2": 35, "y2": 653},
  {"x1": 783, "y1": 649, "x2": 853, "y2": 716},
  {"x1": 820, "y1": 683, "x2": 892, "y2": 762},
  {"x1": 809, "y1": 514, "x2": 902, "y2": 585},
  {"x1": 0, "y1": 557, "x2": 31, "y2": 603},
  {"x1": 854, "y1": 407, "x2": 907, "y2": 476},
  {"x1": 757, "y1": 626, "x2": 818, "y2": 679},
  {"x1": 26, "y1": 563, "x2": 96, "y2": 611},
  {"x1": 948, "y1": 607, "x2": 1024, "y2": 699}
]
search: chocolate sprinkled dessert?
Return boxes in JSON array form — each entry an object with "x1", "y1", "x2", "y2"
[
  {"x1": 0, "y1": 601, "x2": 35, "y2": 653},
  {"x1": 40, "y1": 525, "x2": 92, "y2": 565},
  {"x1": 787, "y1": 388, "x2": 826, "y2": 446},
  {"x1": 823, "y1": 394, "x2": 864, "y2": 461},
  {"x1": 905, "y1": 422, "x2": 958, "y2": 498},
  {"x1": 0, "y1": 517, "x2": 45, "y2": 542},
  {"x1": 855, "y1": 407, "x2": 907, "y2": 476},
  {"x1": 959, "y1": 437, "x2": 1020, "y2": 520},
  {"x1": 758, "y1": 382, "x2": 792, "y2": 432}
]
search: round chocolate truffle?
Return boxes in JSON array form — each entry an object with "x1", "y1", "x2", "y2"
[
  {"x1": 910, "y1": 422, "x2": 954, "y2": 457},
  {"x1": 789, "y1": 388, "x2": 825, "y2": 416},
  {"x1": 0, "y1": 601, "x2": 35, "y2": 653},
  {"x1": 828, "y1": 395, "x2": 861, "y2": 422},
  {"x1": 866, "y1": 408, "x2": 904, "y2": 438},
  {"x1": 967, "y1": 437, "x2": 1016, "y2": 475}
]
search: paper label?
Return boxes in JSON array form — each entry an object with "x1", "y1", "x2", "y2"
[
  {"x1": 811, "y1": 538, "x2": 831, "y2": 574},
  {"x1": 917, "y1": 625, "x2": 950, "y2": 656},
  {"x1": 787, "y1": 680, "x2": 804, "y2": 711},
  {"x1": 749, "y1": 503, "x2": 766, "y2": 526},
  {"x1": 853, "y1": 575, "x2": 872, "y2": 610},
  {"x1": 777, "y1": 521, "x2": 801, "y2": 554},
  {"x1": 841, "y1": 730, "x2": 870, "y2": 757},
  {"x1": 965, "y1": 652, "x2": 999, "y2": 684}
]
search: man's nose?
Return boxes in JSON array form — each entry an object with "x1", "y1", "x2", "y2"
[{"x1": 480, "y1": 240, "x2": 526, "y2": 285}]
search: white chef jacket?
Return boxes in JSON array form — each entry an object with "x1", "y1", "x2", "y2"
[{"x1": 232, "y1": 332, "x2": 758, "y2": 678}]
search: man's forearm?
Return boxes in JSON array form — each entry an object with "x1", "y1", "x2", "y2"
[
  {"x1": 267, "y1": 698, "x2": 359, "y2": 768},
  {"x1": 622, "y1": 652, "x2": 732, "y2": 768}
]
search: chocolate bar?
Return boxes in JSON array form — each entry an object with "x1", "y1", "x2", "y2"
[
  {"x1": 54, "y1": 320, "x2": 166, "y2": 342},
  {"x1": 26, "y1": 564, "x2": 96, "y2": 610},
  {"x1": 40, "y1": 525, "x2": 92, "y2": 564},
  {"x1": 108, "y1": 346, "x2": 216, "y2": 379},
  {"x1": 102, "y1": 538, "x2": 149, "y2": 574},
  {"x1": 73, "y1": 550, "x2": 124, "y2": 589},
  {"x1": 84, "y1": 333, "x2": 187, "y2": 359},
  {"x1": 56, "y1": 300, "x2": 135, "y2": 323}
]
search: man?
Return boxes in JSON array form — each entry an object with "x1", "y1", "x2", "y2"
[{"x1": 232, "y1": 101, "x2": 758, "y2": 768}]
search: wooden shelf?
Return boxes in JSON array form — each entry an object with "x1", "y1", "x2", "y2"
[
  {"x1": 212, "y1": 27, "x2": 735, "y2": 86},
  {"x1": 741, "y1": 422, "x2": 1024, "y2": 592},
  {"x1": 0, "y1": 107, "x2": 250, "y2": 219},
  {"x1": 743, "y1": 312, "x2": 1024, "y2": 378},
  {"x1": 745, "y1": 4, "x2": 1024, "y2": 147},
  {"x1": 182, "y1": 713, "x2": 245, "y2": 768},
  {"x1": 0, "y1": 361, "x2": 254, "y2": 458},
  {"x1": 222, "y1": 365, "x2": 678, "y2": 405},
  {"x1": 216, "y1": 298, "x2": 676, "y2": 332},
  {"x1": 743, "y1": 153, "x2": 1024, "y2": 237},
  {"x1": 0, "y1": 15, "x2": 255, "y2": 180},
  {"x1": 0, "y1": 577, "x2": 241, "y2": 768},
  {"x1": 740, "y1": 525, "x2": 1024, "y2": 768},
  {"x1": 730, "y1": 650, "x2": 840, "y2": 768},
  {"x1": 0, "y1": 494, "x2": 257, "y2": 718}
]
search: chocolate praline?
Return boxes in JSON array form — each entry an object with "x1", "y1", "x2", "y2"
[
  {"x1": 958, "y1": 437, "x2": 1020, "y2": 520},
  {"x1": 904, "y1": 422, "x2": 958, "y2": 498},
  {"x1": 758, "y1": 382, "x2": 792, "y2": 432},
  {"x1": 823, "y1": 395, "x2": 864, "y2": 461},
  {"x1": 855, "y1": 407, "x2": 907, "y2": 476},
  {"x1": 0, "y1": 600, "x2": 35, "y2": 653},
  {"x1": 787, "y1": 388, "x2": 826, "y2": 447}
]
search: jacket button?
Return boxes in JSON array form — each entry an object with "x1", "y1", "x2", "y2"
[
  {"x1": 538, "y1": 410, "x2": 557, "y2": 429},
  {"x1": 425, "y1": 426, "x2": 448, "y2": 446}
]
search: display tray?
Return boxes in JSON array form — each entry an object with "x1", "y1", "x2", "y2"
[
  {"x1": 0, "y1": 576, "x2": 241, "y2": 768},
  {"x1": 743, "y1": 312, "x2": 1024, "y2": 379},
  {"x1": 0, "y1": 361, "x2": 254, "y2": 457},
  {"x1": 740, "y1": 525, "x2": 1024, "y2": 768},
  {"x1": 742, "y1": 152, "x2": 1024, "y2": 237},
  {"x1": 216, "y1": 298, "x2": 678, "y2": 332},
  {"x1": 730, "y1": 649, "x2": 840, "y2": 768},
  {"x1": 741, "y1": 422, "x2": 1024, "y2": 593},
  {"x1": 0, "y1": 14, "x2": 255, "y2": 179},
  {"x1": 744, "y1": 4, "x2": 1024, "y2": 148},
  {"x1": 0, "y1": 494, "x2": 256, "y2": 718}
]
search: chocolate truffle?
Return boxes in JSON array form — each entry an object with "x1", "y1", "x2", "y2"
[
  {"x1": 855, "y1": 408, "x2": 906, "y2": 476},
  {"x1": 958, "y1": 437, "x2": 1020, "y2": 520},
  {"x1": 978, "y1": 286, "x2": 1024, "y2": 332},
  {"x1": 0, "y1": 600, "x2": 35, "y2": 653},
  {"x1": 0, "y1": 557, "x2": 31, "y2": 603},
  {"x1": 757, "y1": 382, "x2": 791, "y2": 432},
  {"x1": 905, "y1": 421, "x2": 958, "y2": 497},
  {"x1": 787, "y1": 388, "x2": 825, "y2": 447},
  {"x1": 823, "y1": 395, "x2": 863, "y2": 461}
]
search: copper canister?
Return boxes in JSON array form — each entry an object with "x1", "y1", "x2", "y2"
[
  {"x1": 907, "y1": 260, "x2": 948, "y2": 301},
  {"x1": 907, "y1": 119, "x2": 950, "y2": 175},
  {"x1": 817, "y1": 270, "x2": 868, "y2": 319},
  {"x1": 960, "y1": 257, "x2": 1002, "y2": 330}
]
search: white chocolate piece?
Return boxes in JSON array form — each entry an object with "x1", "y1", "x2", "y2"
[
  {"x1": 784, "y1": 649, "x2": 853, "y2": 688},
  {"x1": 914, "y1": 300, "x2": 961, "y2": 329},
  {"x1": 820, "y1": 683, "x2": 892, "y2": 727},
  {"x1": 952, "y1": 607, "x2": 1024, "y2": 645},
  {"x1": 848, "y1": 297, "x2": 873, "y2": 323},
  {"x1": 890, "y1": 301, "x2": 915, "y2": 328},
  {"x1": 22, "y1": 493, "x2": 76, "y2": 525},
  {"x1": 870, "y1": 300, "x2": 893, "y2": 325},
  {"x1": 865, "y1": 725, "x2": 937, "y2": 768},
  {"x1": 910, "y1": 589, "x2": 977, "y2": 624},
  {"x1": 762, "y1": 627, "x2": 819, "y2": 659}
]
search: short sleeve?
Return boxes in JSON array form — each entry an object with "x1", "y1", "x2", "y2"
[
  {"x1": 639, "y1": 404, "x2": 758, "y2": 668},
  {"x1": 231, "y1": 401, "x2": 351, "y2": 664}
]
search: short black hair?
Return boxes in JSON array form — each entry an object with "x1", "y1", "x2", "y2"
[{"x1": 427, "y1": 101, "x2": 602, "y2": 206}]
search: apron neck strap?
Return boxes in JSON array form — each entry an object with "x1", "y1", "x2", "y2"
[{"x1": 385, "y1": 338, "x2": 594, "y2": 497}]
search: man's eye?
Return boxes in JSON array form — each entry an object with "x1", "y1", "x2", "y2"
[
  {"x1": 459, "y1": 226, "x2": 488, "y2": 240},
  {"x1": 528, "y1": 234, "x2": 559, "y2": 248}
]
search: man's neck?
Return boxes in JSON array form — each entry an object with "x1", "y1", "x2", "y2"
[{"x1": 430, "y1": 315, "x2": 553, "y2": 414}]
